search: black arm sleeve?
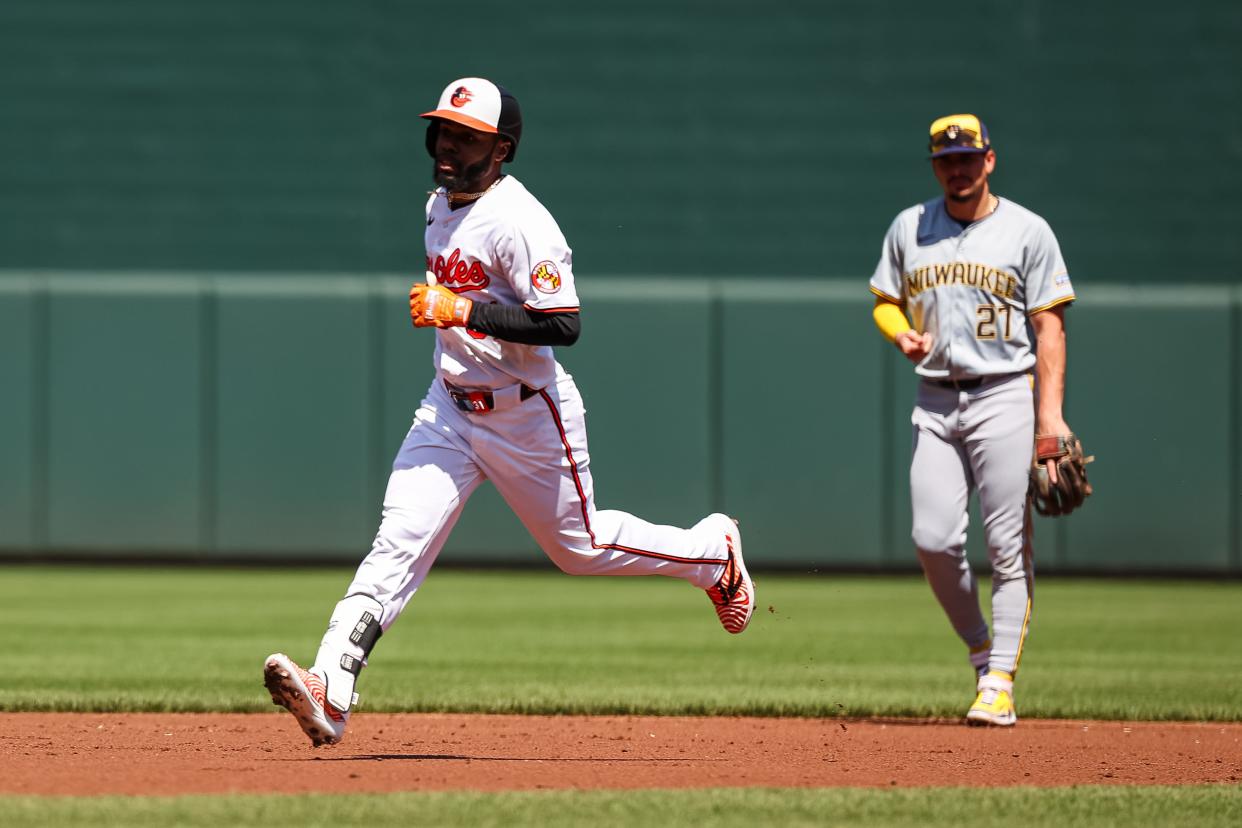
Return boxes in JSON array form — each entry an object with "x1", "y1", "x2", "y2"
[{"x1": 466, "y1": 303, "x2": 581, "y2": 346}]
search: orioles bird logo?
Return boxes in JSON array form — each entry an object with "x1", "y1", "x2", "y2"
[{"x1": 450, "y1": 86, "x2": 473, "y2": 108}]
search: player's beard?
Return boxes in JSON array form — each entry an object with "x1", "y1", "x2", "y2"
[
  {"x1": 945, "y1": 172, "x2": 989, "y2": 203},
  {"x1": 433, "y1": 156, "x2": 492, "y2": 193},
  {"x1": 946, "y1": 181, "x2": 984, "y2": 202}
]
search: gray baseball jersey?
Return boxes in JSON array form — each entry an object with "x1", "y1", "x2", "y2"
[{"x1": 869, "y1": 196, "x2": 1075, "y2": 379}]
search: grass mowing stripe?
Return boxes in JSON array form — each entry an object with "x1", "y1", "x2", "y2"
[
  {"x1": 1, "y1": 567, "x2": 1239, "y2": 720},
  {"x1": 2, "y1": 785, "x2": 1240, "y2": 827}
]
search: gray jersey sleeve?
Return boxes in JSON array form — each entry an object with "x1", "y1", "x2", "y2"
[
  {"x1": 869, "y1": 207, "x2": 918, "y2": 303},
  {"x1": 1023, "y1": 218, "x2": 1075, "y2": 312}
]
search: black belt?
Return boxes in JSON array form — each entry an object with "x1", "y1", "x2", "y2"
[
  {"x1": 930, "y1": 372, "x2": 1028, "y2": 391},
  {"x1": 931, "y1": 376, "x2": 985, "y2": 390},
  {"x1": 444, "y1": 380, "x2": 539, "y2": 413}
]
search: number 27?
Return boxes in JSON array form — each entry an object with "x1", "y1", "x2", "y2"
[{"x1": 975, "y1": 304, "x2": 1013, "y2": 340}]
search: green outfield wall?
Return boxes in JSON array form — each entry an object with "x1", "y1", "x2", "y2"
[
  {"x1": 1, "y1": 273, "x2": 1239, "y2": 574},
  {"x1": 1, "y1": 1, "x2": 1239, "y2": 285},
  {"x1": 1, "y1": 1, "x2": 1239, "y2": 571}
]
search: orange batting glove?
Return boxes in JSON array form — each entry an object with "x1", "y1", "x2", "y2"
[{"x1": 409, "y1": 283, "x2": 472, "y2": 328}]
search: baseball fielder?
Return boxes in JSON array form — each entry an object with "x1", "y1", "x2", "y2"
[
  {"x1": 869, "y1": 115, "x2": 1077, "y2": 726},
  {"x1": 264, "y1": 77, "x2": 754, "y2": 747}
]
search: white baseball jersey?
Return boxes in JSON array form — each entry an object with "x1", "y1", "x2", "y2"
[
  {"x1": 869, "y1": 196, "x2": 1075, "y2": 379},
  {"x1": 276, "y1": 82, "x2": 750, "y2": 746},
  {"x1": 424, "y1": 175, "x2": 580, "y2": 390}
]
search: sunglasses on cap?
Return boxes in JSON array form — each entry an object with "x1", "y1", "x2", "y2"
[{"x1": 928, "y1": 115, "x2": 989, "y2": 157}]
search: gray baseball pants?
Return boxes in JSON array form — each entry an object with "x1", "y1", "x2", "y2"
[{"x1": 909, "y1": 373, "x2": 1035, "y2": 677}]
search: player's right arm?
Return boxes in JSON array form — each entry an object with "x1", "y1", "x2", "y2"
[
  {"x1": 873, "y1": 298, "x2": 933, "y2": 363},
  {"x1": 408, "y1": 281, "x2": 579, "y2": 345},
  {"x1": 872, "y1": 296, "x2": 911, "y2": 342},
  {"x1": 870, "y1": 209, "x2": 931, "y2": 363},
  {"x1": 483, "y1": 208, "x2": 582, "y2": 346},
  {"x1": 467, "y1": 303, "x2": 580, "y2": 346}
]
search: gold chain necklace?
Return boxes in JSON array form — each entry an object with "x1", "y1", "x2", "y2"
[{"x1": 441, "y1": 176, "x2": 504, "y2": 206}]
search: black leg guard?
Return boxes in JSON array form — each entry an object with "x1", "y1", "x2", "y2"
[{"x1": 316, "y1": 594, "x2": 385, "y2": 712}]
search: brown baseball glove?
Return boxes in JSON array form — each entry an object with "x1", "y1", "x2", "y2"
[{"x1": 1028, "y1": 434, "x2": 1095, "y2": 517}]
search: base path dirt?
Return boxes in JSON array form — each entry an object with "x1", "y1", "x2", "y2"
[{"x1": 3, "y1": 713, "x2": 1240, "y2": 796}]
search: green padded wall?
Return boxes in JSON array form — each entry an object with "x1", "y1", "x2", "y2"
[
  {"x1": 1236, "y1": 289, "x2": 1242, "y2": 573},
  {"x1": 564, "y1": 280, "x2": 715, "y2": 525},
  {"x1": 1235, "y1": 290, "x2": 1242, "y2": 572},
  {"x1": 3, "y1": 273, "x2": 1241, "y2": 572},
  {"x1": 45, "y1": 276, "x2": 204, "y2": 551},
  {"x1": 212, "y1": 277, "x2": 376, "y2": 556},
  {"x1": 719, "y1": 281, "x2": 885, "y2": 568},
  {"x1": 0, "y1": 278, "x2": 38, "y2": 549},
  {"x1": 1, "y1": 1, "x2": 1239, "y2": 283},
  {"x1": 1061, "y1": 287, "x2": 1236, "y2": 572}
]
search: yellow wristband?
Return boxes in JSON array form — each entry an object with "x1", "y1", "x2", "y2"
[{"x1": 873, "y1": 299, "x2": 912, "y2": 344}]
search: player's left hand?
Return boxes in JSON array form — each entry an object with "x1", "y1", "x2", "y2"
[
  {"x1": 1028, "y1": 431, "x2": 1094, "y2": 516},
  {"x1": 410, "y1": 283, "x2": 472, "y2": 328},
  {"x1": 1036, "y1": 416, "x2": 1072, "y2": 485}
]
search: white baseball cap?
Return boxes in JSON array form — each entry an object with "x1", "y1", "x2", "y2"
[
  {"x1": 421, "y1": 77, "x2": 523, "y2": 160},
  {"x1": 422, "y1": 78, "x2": 505, "y2": 133}
]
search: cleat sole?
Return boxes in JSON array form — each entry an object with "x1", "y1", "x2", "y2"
[{"x1": 263, "y1": 656, "x2": 339, "y2": 748}]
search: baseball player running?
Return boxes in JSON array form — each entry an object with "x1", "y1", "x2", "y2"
[
  {"x1": 264, "y1": 77, "x2": 754, "y2": 747},
  {"x1": 869, "y1": 115, "x2": 1077, "y2": 726}
]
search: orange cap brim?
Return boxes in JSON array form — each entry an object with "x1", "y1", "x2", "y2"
[{"x1": 420, "y1": 110, "x2": 498, "y2": 133}]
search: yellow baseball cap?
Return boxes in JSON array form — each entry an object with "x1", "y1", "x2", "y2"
[{"x1": 929, "y1": 114, "x2": 990, "y2": 158}]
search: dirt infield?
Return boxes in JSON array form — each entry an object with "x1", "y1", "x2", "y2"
[{"x1": 3, "y1": 713, "x2": 1239, "y2": 796}]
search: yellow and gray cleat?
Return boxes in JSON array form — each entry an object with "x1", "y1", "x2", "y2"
[{"x1": 966, "y1": 671, "x2": 1017, "y2": 727}]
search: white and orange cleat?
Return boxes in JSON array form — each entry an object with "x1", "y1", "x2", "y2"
[
  {"x1": 705, "y1": 514, "x2": 754, "y2": 634},
  {"x1": 263, "y1": 653, "x2": 350, "y2": 747}
]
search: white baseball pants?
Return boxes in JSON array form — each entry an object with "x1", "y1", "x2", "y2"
[{"x1": 342, "y1": 372, "x2": 731, "y2": 630}]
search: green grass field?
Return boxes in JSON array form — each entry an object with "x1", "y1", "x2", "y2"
[
  {"x1": 2, "y1": 565, "x2": 1240, "y2": 825},
  {"x1": 4, "y1": 786, "x2": 1241, "y2": 828},
  {"x1": 3, "y1": 566, "x2": 1239, "y2": 719}
]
